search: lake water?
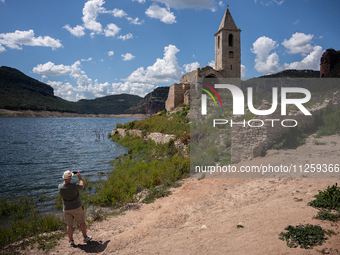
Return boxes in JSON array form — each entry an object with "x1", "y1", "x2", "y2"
[{"x1": 0, "y1": 117, "x2": 137, "y2": 199}]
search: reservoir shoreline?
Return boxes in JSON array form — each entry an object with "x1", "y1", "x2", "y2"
[{"x1": 0, "y1": 109, "x2": 147, "y2": 119}]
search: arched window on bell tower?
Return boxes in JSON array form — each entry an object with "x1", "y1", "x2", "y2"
[
  {"x1": 218, "y1": 36, "x2": 220, "y2": 49},
  {"x1": 228, "y1": 34, "x2": 233, "y2": 47}
]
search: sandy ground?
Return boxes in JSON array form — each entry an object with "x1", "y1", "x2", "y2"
[
  {"x1": 0, "y1": 109, "x2": 147, "y2": 118},
  {"x1": 27, "y1": 134, "x2": 340, "y2": 255}
]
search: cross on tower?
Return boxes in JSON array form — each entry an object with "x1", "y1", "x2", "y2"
[{"x1": 227, "y1": 3, "x2": 229, "y2": 7}]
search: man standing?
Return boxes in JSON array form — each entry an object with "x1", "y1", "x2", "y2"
[{"x1": 58, "y1": 170, "x2": 92, "y2": 246}]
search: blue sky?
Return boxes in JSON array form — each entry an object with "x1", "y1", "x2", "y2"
[{"x1": 0, "y1": 0, "x2": 339, "y2": 101}]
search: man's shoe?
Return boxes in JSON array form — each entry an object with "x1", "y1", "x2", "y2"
[
  {"x1": 69, "y1": 240, "x2": 75, "y2": 246},
  {"x1": 83, "y1": 235, "x2": 92, "y2": 243}
]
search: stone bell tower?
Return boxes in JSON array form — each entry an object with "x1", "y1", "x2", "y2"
[{"x1": 214, "y1": 8, "x2": 241, "y2": 78}]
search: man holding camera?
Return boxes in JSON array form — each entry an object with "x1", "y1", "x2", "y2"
[{"x1": 59, "y1": 170, "x2": 92, "y2": 246}]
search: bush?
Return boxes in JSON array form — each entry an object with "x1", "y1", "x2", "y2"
[
  {"x1": 278, "y1": 224, "x2": 328, "y2": 249},
  {"x1": 308, "y1": 183, "x2": 340, "y2": 211},
  {"x1": 270, "y1": 126, "x2": 307, "y2": 150}
]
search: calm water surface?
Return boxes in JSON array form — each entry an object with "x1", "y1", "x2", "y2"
[{"x1": 0, "y1": 117, "x2": 137, "y2": 198}]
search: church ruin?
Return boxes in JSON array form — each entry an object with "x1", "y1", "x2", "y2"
[{"x1": 165, "y1": 8, "x2": 241, "y2": 111}]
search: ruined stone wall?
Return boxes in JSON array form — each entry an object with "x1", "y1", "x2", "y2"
[
  {"x1": 180, "y1": 69, "x2": 198, "y2": 84},
  {"x1": 231, "y1": 94, "x2": 339, "y2": 163},
  {"x1": 165, "y1": 83, "x2": 176, "y2": 111},
  {"x1": 165, "y1": 83, "x2": 191, "y2": 111},
  {"x1": 184, "y1": 90, "x2": 190, "y2": 105}
]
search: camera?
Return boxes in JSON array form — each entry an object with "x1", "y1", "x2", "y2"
[{"x1": 72, "y1": 171, "x2": 79, "y2": 174}]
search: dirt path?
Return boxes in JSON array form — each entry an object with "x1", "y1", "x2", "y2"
[{"x1": 30, "y1": 134, "x2": 340, "y2": 255}]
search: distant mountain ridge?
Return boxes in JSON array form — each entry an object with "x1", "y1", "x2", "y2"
[
  {"x1": 0, "y1": 66, "x2": 169, "y2": 115},
  {"x1": 0, "y1": 66, "x2": 76, "y2": 112},
  {"x1": 62, "y1": 94, "x2": 143, "y2": 115},
  {"x1": 0, "y1": 66, "x2": 54, "y2": 95},
  {"x1": 2, "y1": 66, "x2": 331, "y2": 116},
  {"x1": 260, "y1": 69, "x2": 320, "y2": 78}
]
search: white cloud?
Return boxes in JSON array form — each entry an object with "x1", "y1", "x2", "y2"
[
  {"x1": 273, "y1": 0, "x2": 284, "y2": 5},
  {"x1": 111, "y1": 82, "x2": 154, "y2": 97},
  {"x1": 151, "y1": 0, "x2": 214, "y2": 9},
  {"x1": 0, "y1": 44, "x2": 6, "y2": 53},
  {"x1": 208, "y1": 60, "x2": 215, "y2": 68},
  {"x1": 81, "y1": 57, "x2": 92, "y2": 61},
  {"x1": 34, "y1": 44, "x2": 183, "y2": 100},
  {"x1": 252, "y1": 34, "x2": 324, "y2": 75},
  {"x1": 132, "y1": 0, "x2": 145, "y2": 3},
  {"x1": 110, "y1": 8, "x2": 127, "y2": 18},
  {"x1": 145, "y1": 4, "x2": 176, "y2": 24},
  {"x1": 82, "y1": 0, "x2": 105, "y2": 34},
  {"x1": 183, "y1": 62, "x2": 200, "y2": 73},
  {"x1": 104, "y1": 23, "x2": 121, "y2": 37},
  {"x1": 293, "y1": 19, "x2": 300, "y2": 25},
  {"x1": 117, "y1": 33, "x2": 133, "y2": 41},
  {"x1": 32, "y1": 61, "x2": 77, "y2": 76},
  {"x1": 0, "y1": 30, "x2": 62, "y2": 52},
  {"x1": 121, "y1": 53, "x2": 135, "y2": 61},
  {"x1": 126, "y1": 17, "x2": 144, "y2": 25},
  {"x1": 282, "y1": 32, "x2": 314, "y2": 55},
  {"x1": 107, "y1": 51, "x2": 114, "y2": 56},
  {"x1": 33, "y1": 60, "x2": 112, "y2": 101},
  {"x1": 251, "y1": 36, "x2": 281, "y2": 74},
  {"x1": 241, "y1": 64, "x2": 247, "y2": 78},
  {"x1": 63, "y1": 25, "x2": 86, "y2": 37},
  {"x1": 65, "y1": 1, "x2": 139, "y2": 38},
  {"x1": 110, "y1": 45, "x2": 183, "y2": 97},
  {"x1": 218, "y1": 1, "x2": 224, "y2": 7},
  {"x1": 255, "y1": 0, "x2": 284, "y2": 5},
  {"x1": 283, "y1": 46, "x2": 323, "y2": 70},
  {"x1": 1, "y1": 0, "x2": 5, "y2": 3},
  {"x1": 125, "y1": 44, "x2": 182, "y2": 84}
]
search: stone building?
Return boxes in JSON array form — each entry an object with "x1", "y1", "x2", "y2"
[{"x1": 165, "y1": 8, "x2": 241, "y2": 111}]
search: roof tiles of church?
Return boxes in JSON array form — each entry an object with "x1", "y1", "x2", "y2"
[{"x1": 217, "y1": 8, "x2": 239, "y2": 32}]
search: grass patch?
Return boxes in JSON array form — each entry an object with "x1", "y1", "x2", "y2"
[
  {"x1": 116, "y1": 108, "x2": 189, "y2": 138},
  {"x1": 0, "y1": 196, "x2": 66, "y2": 253},
  {"x1": 313, "y1": 139, "x2": 326, "y2": 145},
  {"x1": 142, "y1": 187, "x2": 172, "y2": 204},
  {"x1": 315, "y1": 109, "x2": 340, "y2": 138},
  {"x1": 198, "y1": 173, "x2": 206, "y2": 181},
  {"x1": 91, "y1": 133, "x2": 189, "y2": 206},
  {"x1": 278, "y1": 224, "x2": 329, "y2": 249}
]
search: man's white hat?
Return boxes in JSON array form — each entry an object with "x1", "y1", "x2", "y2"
[{"x1": 62, "y1": 170, "x2": 73, "y2": 179}]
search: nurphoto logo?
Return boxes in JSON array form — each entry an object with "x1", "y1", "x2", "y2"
[{"x1": 200, "y1": 83, "x2": 311, "y2": 116}]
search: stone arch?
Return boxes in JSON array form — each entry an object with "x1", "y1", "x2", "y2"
[{"x1": 199, "y1": 66, "x2": 224, "y2": 79}]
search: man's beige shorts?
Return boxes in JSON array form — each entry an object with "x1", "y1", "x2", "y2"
[{"x1": 64, "y1": 206, "x2": 86, "y2": 225}]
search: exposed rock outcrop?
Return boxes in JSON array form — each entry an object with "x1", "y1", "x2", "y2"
[
  {"x1": 320, "y1": 49, "x2": 340, "y2": 78},
  {"x1": 125, "y1": 87, "x2": 169, "y2": 115}
]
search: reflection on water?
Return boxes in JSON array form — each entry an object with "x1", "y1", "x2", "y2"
[{"x1": 0, "y1": 117, "x2": 137, "y2": 199}]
